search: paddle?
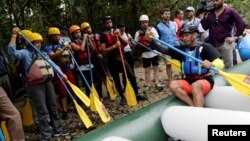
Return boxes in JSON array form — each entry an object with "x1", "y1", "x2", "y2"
[
  {"x1": 19, "y1": 32, "x2": 91, "y2": 107},
  {"x1": 56, "y1": 73, "x2": 93, "y2": 128},
  {"x1": 22, "y1": 98, "x2": 34, "y2": 126},
  {"x1": 134, "y1": 40, "x2": 181, "y2": 72},
  {"x1": 151, "y1": 37, "x2": 250, "y2": 96},
  {"x1": 95, "y1": 49, "x2": 117, "y2": 100},
  {"x1": 1, "y1": 121, "x2": 10, "y2": 141},
  {"x1": 116, "y1": 35, "x2": 137, "y2": 106},
  {"x1": 86, "y1": 40, "x2": 111, "y2": 122}
]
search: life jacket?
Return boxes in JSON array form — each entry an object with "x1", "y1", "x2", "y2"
[
  {"x1": 73, "y1": 39, "x2": 94, "y2": 65},
  {"x1": 49, "y1": 44, "x2": 72, "y2": 69},
  {"x1": 103, "y1": 30, "x2": 126, "y2": 56},
  {"x1": 181, "y1": 45, "x2": 209, "y2": 77},
  {"x1": 138, "y1": 29, "x2": 151, "y2": 52},
  {"x1": 27, "y1": 56, "x2": 54, "y2": 84}
]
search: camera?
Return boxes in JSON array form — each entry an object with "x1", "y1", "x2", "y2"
[{"x1": 197, "y1": 0, "x2": 215, "y2": 13}]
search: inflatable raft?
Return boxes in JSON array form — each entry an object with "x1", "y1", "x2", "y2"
[{"x1": 74, "y1": 60, "x2": 250, "y2": 141}]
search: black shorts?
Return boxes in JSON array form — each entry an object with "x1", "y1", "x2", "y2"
[{"x1": 142, "y1": 56, "x2": 159, "y2": 68}]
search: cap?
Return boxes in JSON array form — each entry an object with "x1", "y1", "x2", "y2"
[{"x1": 185, "y1": 6, "x2": 195, "y2": 12}]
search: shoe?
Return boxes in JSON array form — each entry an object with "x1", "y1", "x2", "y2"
[
  {"x1": 136, "y1": 94, "x2": 148, "y2": 101},
  {"x1": 53, "y1": 130, "x2": 69, "y2": 137},
  {"x1": 155, "y1": 83, "x2": 164, "y2": 91},
  {"x1": 62, "y1": 111, "x2": 68, "y2": 120},
  {"x1": 120, "y1": 98, "x2": 126, "y2": 105},
  {"x1": 143, "y1": 86, "x2": 151, "y2": 94}
]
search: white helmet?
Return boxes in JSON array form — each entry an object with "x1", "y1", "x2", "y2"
[{"x1": 139, "y1": 15, "x2": 149, "y2": 21}]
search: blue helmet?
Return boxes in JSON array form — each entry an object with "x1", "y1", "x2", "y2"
[{"x1": 238, "y1": 35, "x2": 250, "y2": 61}]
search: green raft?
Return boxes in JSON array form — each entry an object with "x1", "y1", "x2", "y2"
[{"x1": 75, "y1": 60, "x2": 250, "y2": 141}]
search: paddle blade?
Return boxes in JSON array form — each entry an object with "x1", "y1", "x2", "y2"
[
  {"x1": 219, "y1": 71, "x2": 250, "y2": 96},
  {"x1": 1, "y1": 121, "x2": 10, "y2": 141},
  {"x1": 90, "y1": 85, "x2": 99, "y2": 111},
  {"x1": 106, "y1": 77, "x2": 117, "y2": 100},
  {"x1": 168, "y1": 59, "x2": 181, "y2": 72},
  {"x1": 73, "y1": 100, "x2": 93, "y2": 128},
  {"x1": 93, "y1": 94, "x2": 111, "y2": 123},
  {"x1": 125, "y1": 80, "x2": 137, "y2": 106},
  {"x1": 67, "y1": 80, "x2": 90, "y2": 107},
  {"x1": 22, "y1": 99, "x2": 34, "y2": 126}
]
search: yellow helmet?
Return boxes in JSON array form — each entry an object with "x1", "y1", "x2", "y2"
[
  {"x1": 20, "y1": 29, "x2": 33, "y2": 41},
  {"x1": 69, "y1": 25, "x2": 81, "y2": 34},
  {"x1": 30, "y1": 33, "x2": 43, "y2": 42},
  {"x1": 81, "y1": 22, "x2": 90, "y2": 30},
  {"x1": 48, "y1": 27, "x2": 61, "y2": 35}
]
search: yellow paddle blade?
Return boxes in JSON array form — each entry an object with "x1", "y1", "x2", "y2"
[
  {"x1": 219, "y1": 71, "x2": 250, "y2": 96},
  {"x1": 125, "y1": 80, "x2": 137, "y2": 106},
  {"x1": 90, "y1": 85, "x2": 99, "y2": 112},
  {"x1": 106, "y1": 77, "x2": 117, "y2": 100},
  {"x1": 73, "y1": 100, "x2": 93, "y2": 128},
  {"x1": 1, "y1": 121, "x2": 10, "y2": 141},
  {"x1": 67, "y1": 80, "x2": 90, "y2": 107},
  {"x1": 93, "y1": 94, "x2": 111, "y2": 123},
  {"x1": 22, "y1": 99, "x2": 34, "y2": 126},
  {"x1": 168, "y1": 59, "x2": 181, "y2": 72}
]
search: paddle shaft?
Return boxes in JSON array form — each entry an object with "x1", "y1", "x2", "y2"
[
  {"x1": 68, "y1": 51, "x2": 92, "y2": 92},
  {"x1": 151, "y1": 37, "x2": 218, "y2": 72},
  {"x1": 19, "y1": 33, "x2": 64, "y2": 76},
  {"x1": 134, "y1": 40, "x2": 170, "y2": 61},
  {"x1": 56, "y1": 73, "x2": 74, "y2": 100},
  {"x1": 116, "y1": 35, "x2": 129, "y2": 79},
  {"x1": 86, "y1": 40, "x2": 94, "y2": 85}
]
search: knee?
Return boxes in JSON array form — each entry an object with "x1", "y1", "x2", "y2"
[
  {"x1": 191, "y1": 82, "x2": 202, "y2": 90},
  {"x1": 169, "y1": 81, "x2": 179, "y2": 91}
]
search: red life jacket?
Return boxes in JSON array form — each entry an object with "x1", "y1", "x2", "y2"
[
  {"x1": 73, "y1": 39, "x2": 94, "y2": 65},
  {"x1": 92, "y1": 33, "x2": 102, "y2": 55},
  {"x1": 103, "y1": 31, "x2": 126, "y2": 56},
  {"x1": 138, "y1": 30, "x2": 151, "y2": 52}
]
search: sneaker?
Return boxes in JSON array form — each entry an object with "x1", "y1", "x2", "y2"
[
  {"x1": 120, "y1": 98, "x2": 126, "y2": 105},
  {"x1": 155, "y1": 83, "x2": 164, "y2": 91},
  {"x1": 143, "y1": 86, "x2": 151, "y2": 94},
  {"x1": 136, "y1": 94, "x2": 148, "y2": 101},
  {"x1": 53, "y1": 130, "x2": 69, "y2": 137}
]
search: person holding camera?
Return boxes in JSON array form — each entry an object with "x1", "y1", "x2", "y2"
[{"x1": 200, "y1": 0, "x2": 245, "y2": 69}]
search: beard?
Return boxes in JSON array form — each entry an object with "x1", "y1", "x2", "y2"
[{"x1": 214, "y1": 2, "x2": 223, "y2": 10}]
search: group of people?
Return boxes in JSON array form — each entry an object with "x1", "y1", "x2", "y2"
[{"x1": 0, "y1": 0, "x2": 246, "y2": 140}]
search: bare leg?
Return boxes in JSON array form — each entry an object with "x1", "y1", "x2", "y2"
[
  {"x1": 145, "y1": 67, "x2": 151, "y2": 86},
  {"x1": 191, "y1": 81, "x2": 204, "y2": 107},
  {"x1": 169, "y1": 80, "x2": 194, "y2": 106},
  {"x1": 166, "y1": 63, "x2": 172, "y2": 81},
  {"x1": 153, "y1": 66, "x2": 159, "y2": 84}
]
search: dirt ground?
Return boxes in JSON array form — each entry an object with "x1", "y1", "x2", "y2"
[{"x1": 15, "y1": 60, "x2": 175, "y2": 141}]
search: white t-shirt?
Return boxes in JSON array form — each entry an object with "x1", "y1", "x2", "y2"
[
  {"x1": 134, "y1": 27, "x2": 159, "y2": 58},
  {"x1": 121, "y1": 33, "x2": 132, "y2": 52}
]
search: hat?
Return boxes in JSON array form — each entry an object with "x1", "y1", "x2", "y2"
[{"x1": 185, "y1": 6, "x2": 195, "y2": 12}]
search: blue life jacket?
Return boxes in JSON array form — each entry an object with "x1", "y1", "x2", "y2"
[
  {"x1": 156, "y1": 21, "x2": 180, "y2": 46},
  {"x1": 181, "y1": 45, "x2": 209, "y2": 76}
]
